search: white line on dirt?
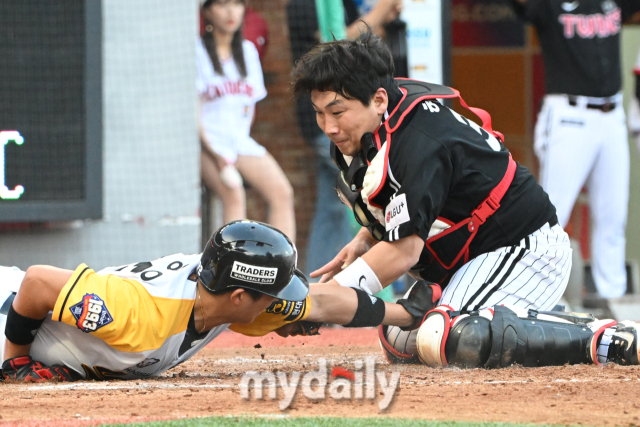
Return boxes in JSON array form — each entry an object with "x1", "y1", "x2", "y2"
[{"x1": 6, "y1": 377, "x2": 639, "y2": 392}]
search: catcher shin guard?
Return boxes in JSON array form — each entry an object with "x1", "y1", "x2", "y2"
[
  {"x1": 416, "y1": 305, "x2": 608, "y2": 368},
  {"x1": 379, "y1": 325, "x2": 420, "y2": 364}
]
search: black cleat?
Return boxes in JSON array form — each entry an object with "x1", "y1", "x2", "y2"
[{"x1": 606, "y1": 321, "x2": 640, "y2": 365}]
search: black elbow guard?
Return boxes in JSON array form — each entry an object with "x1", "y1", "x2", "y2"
[
  {"x1": 5, "y1": 304, "x2": 46, "y2": 346},
  {"x1": 343, "y1": 288, "x2": 386, "y2": 328}
]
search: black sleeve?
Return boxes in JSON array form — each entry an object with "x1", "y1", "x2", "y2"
[
  {"x1": 508, "y1": 0, "x2": 548, "y2": 23},
  {"x1": 286, "y1": 0, "x2": 319, "y2": 65},
  {"x1": 636, "y1": 73, "x2": 640, "y2": 103},
  {"x1": 382, "y1": 127, "x2": 453, "y2": 243},
  {"x1": 343, "y1": 0, "x2": 360, "y2": 26},
  {"x1": 616, "y1": 0, "x2": 640, "y2": 21}
]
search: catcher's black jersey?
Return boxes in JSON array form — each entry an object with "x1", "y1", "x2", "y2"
[
  {"x1": 368, "y1": 90, "x2": 556, "y2": 274},
  {"x1": 514, "y1": 0, "x2": 640, "y2": 97}
]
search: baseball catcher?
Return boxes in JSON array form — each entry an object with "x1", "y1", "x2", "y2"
[{"x1": 290, "y1": 29, "x2": 638, "y2": 370}]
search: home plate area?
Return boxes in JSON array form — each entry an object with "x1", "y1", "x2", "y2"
[{"x1": 0, "y1": 328, "x2": 639, "y2": 427}]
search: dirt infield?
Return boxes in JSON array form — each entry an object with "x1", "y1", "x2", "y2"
[{"x1": 1, "y1": 328, "x2": 640, "y2": 427}]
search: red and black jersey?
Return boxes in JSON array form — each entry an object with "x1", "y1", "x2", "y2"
[
  {"x1": 367, "y1": 80, "x2": 557, "y2": 284},
  {"x1": 514, "y1": 0, "x2": 640, "y2": 97}
]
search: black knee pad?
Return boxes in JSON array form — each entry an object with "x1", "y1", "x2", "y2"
[
  {"x1": 416, "y1": 305, "x2": 599, "y2": 369},
  {"x1": 445, "y1": 314, "x2": 492, "y2": 368}
]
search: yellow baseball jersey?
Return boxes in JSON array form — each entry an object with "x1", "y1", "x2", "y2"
[
  {"x1": 29, "y1": 253, "x2": 224, "y2": 380},
  {"x1": 3, "y1": 254, "x2": 311, "y2": 380}
]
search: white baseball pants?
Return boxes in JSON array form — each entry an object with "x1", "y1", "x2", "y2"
[
  {"x1": 534, "y1": 94, "x2": 628, "y2": 298},
  {"x1": 387, "y1": 222, "x2": 572, "y2": 355}
]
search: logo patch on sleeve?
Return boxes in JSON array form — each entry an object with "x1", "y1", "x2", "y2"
[
  {"x1": 69, "y1": 294, "x2": 113, "y2": 333},
  {"x1": 231, "y1": 261, "x2": 277, "y2": 284},
  {"x1": 385, "y1": 193, "x2": 410, "y2": 231}
]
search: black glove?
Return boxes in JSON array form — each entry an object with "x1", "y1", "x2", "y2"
[
  {"x1": 396, "y1": 280, "x2": 441, "y2": 331},
  {"x1": 297, "y1": 321, "x2": 322, "y2": 336},
  {"x1": 2, "y1": 356, "x2": 82, "y2": 382}
]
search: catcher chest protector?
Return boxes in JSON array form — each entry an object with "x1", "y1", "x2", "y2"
[
  {"x1": 331, "y1": 79, "x2": 516, "y2": 283},
  {"x1": 416, "y1": 305, "x2": 616, "y2": 369}
]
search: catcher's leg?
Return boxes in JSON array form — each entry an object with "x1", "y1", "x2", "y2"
[
  {"x1": 378, "y1": 280, "x2": 441, "y2": 364},
  {"x1": 415, "y1": 305, "x2": 639, "y2": 368}
]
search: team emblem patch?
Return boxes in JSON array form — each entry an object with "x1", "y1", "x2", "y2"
[
  {"x1": 230, "y1": 261, "x2": 277, "y2": 284},
  {"x1": 69, "y1": 293, "x2": 113, "y2": 333}
]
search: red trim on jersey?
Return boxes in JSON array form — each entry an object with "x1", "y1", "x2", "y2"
[{"x1": 634, "y1": 67, "x2": 640, "y2": 75}]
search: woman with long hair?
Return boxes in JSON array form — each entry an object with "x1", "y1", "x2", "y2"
[{"x1": 198, "y1": 0, "x2": 296, "y2": 240}]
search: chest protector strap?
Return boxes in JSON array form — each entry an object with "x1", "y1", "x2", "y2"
[
  {"x1": 376, "y1": 79, "x2": 515, "y2": 270},
  {"x1": 332, "y1": 79, "x2": 515, "y2": 272},
  {"x1": 425, "y1": 154, "x2": 516, "y2": 270}
]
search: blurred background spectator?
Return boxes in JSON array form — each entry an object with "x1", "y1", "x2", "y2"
[
  {"x1": 198, "y1": 0, "x2": 296, "y2": 241},
  {"x1": 630, "y1": 46, "x2": 640, "y2": 155}
]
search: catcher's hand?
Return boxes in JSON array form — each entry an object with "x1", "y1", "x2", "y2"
[
  {"x1": 2, "y1": 356, "x2": 82, "y2": 382},
  {"x1": 396, "y1": 280, "x2": 442, "y2": 331},
  {"x1": 274, "y1": 321, "x2": 322, "y2": 337}
]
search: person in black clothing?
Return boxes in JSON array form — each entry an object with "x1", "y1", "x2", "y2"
[
  {"x1": 511, "y1": 0, "x2": 640, "y2": 299},
  {"x1": 290, "y1": 30, "x2": 640, "y2": 369}
]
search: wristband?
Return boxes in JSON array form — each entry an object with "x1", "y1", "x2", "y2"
[
  {"x1": 334, "y1": 257, "x2": 383, "y2": 295},
  {"x1": 4, "y1": 304, "x2": 46, "y2": 346}
]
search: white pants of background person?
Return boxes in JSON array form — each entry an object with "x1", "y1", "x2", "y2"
[
  {"x1": 629, "y1": 93, "x2": 640, "y2": 156},
  {"x1": 534, "y1": 93, "x2": 629, "y2": 299}
]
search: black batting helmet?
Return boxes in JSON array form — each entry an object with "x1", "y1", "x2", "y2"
[{"x1": 197, "y1": 220, "x2": 308, "y2": 301}]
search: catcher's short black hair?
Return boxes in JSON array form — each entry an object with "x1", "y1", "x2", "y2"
[{"x1": 291, "y1": 28, "x2": 397, "y2": 107}]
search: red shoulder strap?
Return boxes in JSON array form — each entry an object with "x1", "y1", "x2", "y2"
[
  {"x1": 468, "y1": 154, "x2": 517, "y2": 232},
  {"x1": 387, "y1": 79, "x2": 505, "y2": 143}
]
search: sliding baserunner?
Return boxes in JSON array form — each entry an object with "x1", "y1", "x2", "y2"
[{"x1": 1, "y1": 220, "x2": 432, "y2": 381}]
